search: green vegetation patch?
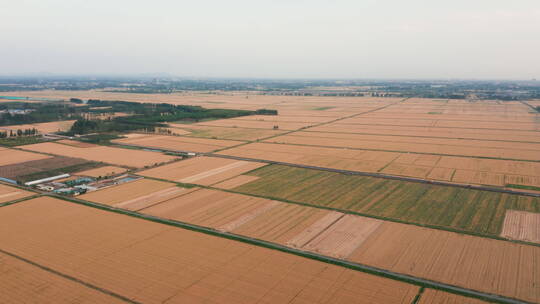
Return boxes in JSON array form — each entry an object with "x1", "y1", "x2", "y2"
[
  {"x1": 0, "y1": 136, "x2": 45, "y2": 147},
  {"x1": 16, "y1": 162, "x2": 102, "y2": 183},
  {"x1": 506, "y1": 184, "x2": 540, "y2": 192},
  {"x1": 233, "y1": 165, "x2": 540, "y2": 236},
  {"x1": 313, "y1": 106, "x2": 336, "y2": 111}
]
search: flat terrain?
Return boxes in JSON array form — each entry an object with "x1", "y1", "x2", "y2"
[
  {"x1": 0, "y1": 183, "x2": 33, "y2": 204},
  {"x1": 75, "y1": 165, "x2": 128, "y2": 178},
  {"x1": 113, "y1": 133, "x2": 244, "y2": 153},
  {"x1": 0, "y1": 120, "x2": 75, "y2": 134},
  {"x1": 138, "y1": 156, "x2": 266, "y2": 186},
  {"x1": 2, "y1": 92, "x2": 539, "y2": 303},
  {"x1": 0, "y1": 197, "x2": 420, "y2": 304},
  {"x1": 0, "y1": 147, "x2": 51, "y2": 166},
  {"x1": 232, "y1": 165, "x2": 540, "y2": 237},
  {"x1": 20, "y1": 142, "x2": 178, "y2": 168}
]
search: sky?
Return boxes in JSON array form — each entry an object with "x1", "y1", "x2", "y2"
[{"x1": 1, "y1": 0, "x2": 539, "y2": 79}]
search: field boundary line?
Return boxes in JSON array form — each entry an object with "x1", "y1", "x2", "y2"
[
  {"x1": 0, "y1": 193, "x2": 42, "y2": 208},
  {"x1": 48, "y1": 194, "x2": 533, "y2": 304},
  {"x1": 207, "y1": 153, "x2": 540, "y2": 197},
  {"x1": 257, "y1": 140, "x2": 540, "y2": 163},
  {"x1": 0, "y1": 248, "x2": 139, "y2": 304}
]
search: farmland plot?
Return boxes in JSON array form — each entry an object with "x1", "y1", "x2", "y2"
[
  {"x1": 79, "y1": 178, "x2": 194, "y2": 211},
  {"x1": 348, "y1": 221, "x2": 540, "y2": 303},
  {"x1": 500, "y1": 210, "x2": 540, "y2": 244},
  {"x1": 0, "y1": 197, "x2": 420, "y2": 304},
  {"x1": 75, "y1": 165, "x2": 128, "y2": 178},
  {"x1": 138, "y1": 156, "x2": 266, "y2": 186},
  {"x1": 418, "y1": 289, "x2": 489, "y2": 304},
  {"x1": 113, "y1": 133, "x2": 243, "y2": 153},
  {"x1": 0, "y1": 252, "x2": 126, "y2": 304},
  {"x1": 20, "y1": 142, "x2": 178, "y2": 168},
  {"x1": 0, "y1": 183, "x2": 33, "y2": 204},
  {"x1": 168, "y1": 124, "x2": 286, "y2": 140},
  {"x1": 0, "y1": 148, "x2": 51, "y2": 166},
  {"x1": 233, "y1": 165, "x2": 540, "y2": 236}
]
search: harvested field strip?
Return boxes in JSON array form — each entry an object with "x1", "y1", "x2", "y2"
[
  {"x1": 0, "y1": 183, "x2": 34, "y2": 204},
  {"x1": 0, "y1": 196, "x2": 420, "y2": 304},
  {"x1": 0, "y1": 251, "x2": 130, "y2": 304},
  {"x1": 348, "y1": 221, "x2": 540, "y2": 304},
  {"x1": 0, "y1": 148, "x2": 51, "y2": 166},
  {"x1": 21, "y1": 142, "x2": 178, "y2": 168},
  {"x1": 301, "y1": 215, "x2": 383, "y2": 259},
  {"x1": 167, "y1": 124, "x2": 286, "y2": 141},
  {"x1": 418, "y1": 289, "x2": 490, "y2": 303},
  {"x1": 233, "y1": 165, "x2": 540, "y2": 237},
  {"x1": 213, "y1": 175, "x2": 260, "y2": 189},
  {"x1": 76, "y1": 165, "x2": 129, "y2": 178},
  {"x1": 231, "y1": 203, "x2": 331, "y2": 245},
  {"x1": 112, "y1": 187, "x2": 199, "y2": 211},
  {"x1": 138, "y1": 156, "x2": 266, "y2": 186},
  {"x1": 265, "y1": 134, "x2": 540, "y2": 161},
  {"x1": 500, "y1": 210, "x2": 540, "y2": 244},
  {"x1": 112, "y1": 134, "x2": 244, "y2": 153},
  {"x1": 286, "y1": 211, "x2": 344, "y2": 248},
  {"x1": 179, "y1": 161, "x2": 254, "y2": 183},
  {"x1": 141, "y1": 189, "x2": 277, "y2": 230},
  {"x1": 305, "y1": 124, "x2": 540, "y2": 143},
  {"x1": 79, "y1": 178, "x2": 180, "y2": 206}
]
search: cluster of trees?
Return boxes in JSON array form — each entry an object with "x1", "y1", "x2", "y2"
[
  {"x1": 0, "y1": 102, "x2": 82, "y2": 126},
  {"x1": 0, "y1": 128, "x2": 38, "y2": 138}
]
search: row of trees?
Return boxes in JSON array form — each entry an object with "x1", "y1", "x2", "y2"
[{"x1": 0, "y1": 128, "x2": 38, "y2": 138}]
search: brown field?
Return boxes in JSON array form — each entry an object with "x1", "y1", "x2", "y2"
[
  {"x1": 308, "y1": 123, "x2": 540, "y2": 143},
  {"x1": 301, "y1": 215, "x2": 382, "y2": 259},
  {"x1": 231, "y1": 203, "x2": 333, "y2": 245},
  {"x1": 75, "y1": 165, "x2": 128, "y2": 178},
  {"x1": 218, "y1": 142, "x2": 400, "y2": 172},
  {"x1": 218, "y1": 142, "x2": 540, "y2": 189},
  {"x1": 0, "y1": 147, "x2": 51, "y2": 166},
  {"x1": 418, "y1": 289, "x2": 489, "y2": 304},
  {"x1": 264, "y1": 131, "x2": 540, "y2": 161},
  {"x1": 348, "y1": 221, "x2": 540, "y2": 303},
  {"x1": 0, "y1": 252, "x2": 126, "y2": 304},
  {"x1": 0, "y1": 196, "x2": 421, "y2": 303},
  {"x1": 0, "y1": 120, "x2": 75, "y2": 134},
  {"x1": 0, "y1": 156, "x2": 90, "y2": 181},
  {"x1": 213, "y1": 175, "x2": 260, "y2": 189},
  {"x1": 57, "y1": 139, "x2": 98, "y2": 148},
  {"x1": 167, "y1": 124, "x2": 286, "y2": 140},
  {"x1": 231, "y1": 115, "x2": 337, "y2": 123},
  {"x1": 142, "y1": 189, "x2": 281, "y2": 231},
  {"x1": 138, "y1": 156, "x2": 266, "y2": 185},
  {"x1": 113, "y1": 133, "x2": 243, "y2": 152},
  {"x1": 79, "y1": 178, "x2": 189, "y2": 210},
  {"x1": 500, "y1": 210, "x2": 540, "y2": 244},
  {"x1": 0, "y1": 183, "x2": 33, "y2": 204},
  {"x1": 196, "y1": 119, "x2": 316, "y2": 130},
  {"x1": 20, "y1": 142, "x2": 178, "y2": 168}
]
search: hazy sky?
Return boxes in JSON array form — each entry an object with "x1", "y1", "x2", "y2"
[{"x1": 1, "y1": 0, "x2": 539, "y2": 79}]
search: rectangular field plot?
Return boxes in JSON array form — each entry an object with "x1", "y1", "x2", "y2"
[
  {"x1": 218, "y1": 142, "x2": 399, "y2": 172},
  {"x1": 308, "y1": 123, "x2": 540, "y2": 143},
  {"x1": 0, "y1": 148, "x2": 51, "y2": 166},
  {"x1": 264, "y1": 131, "x2": 540, "y2": 161},
  {"x1": 113, "y1": 133, "x2": 243, "y2": 153},
  {"x1": 0, "y1": 183, "x2": 33, "y2": 204},
  {"x1": 138, "y1": 156, "x2": 266, "y2": 185},
  {"x1": 232, "y1": 165, "x2": 540, "y2": 236},
  {"x1": 500, "y1": 210, "x2": 540, "y2": 244},
  {"x1": 75, "y1": 165, "x2": 128, "y2": 178},
  {"x1": 168, "y1": 124, "x2": 286, "y2": 141},
  {"x1": 0, "y1": 155, "x2": 94, "y2": 183},
  {"x1": 418, "y1": 289, "x2": 489, "y2": 304},
  {"x1": 0, "y1": 196, "x2": 420, "y2": 304},
  {"x1": 79, "y1": 178, "x2": 195, "y2": 211},
  {"x1": 142, "y1": 189, "x2": 283, "y2": 231},
  {"x1": 195, "y1": 118, "x2": 314, "y2": 130},
  {"x1": 20, "y1": 142, "x2": 178, "y2": 168},
  {"x1": 348, "y1": 222, "x2": 540, "y2": 304},
  {"x1": 0, "y1": 252, "x2": 126, "y2": 304}
]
